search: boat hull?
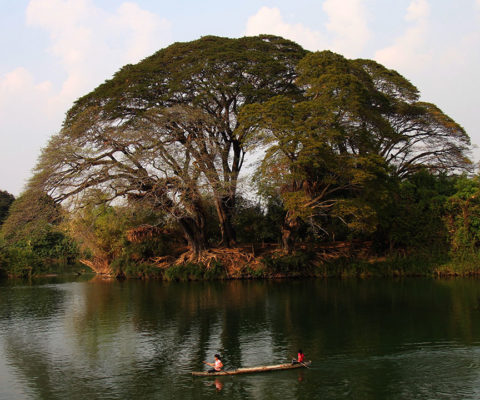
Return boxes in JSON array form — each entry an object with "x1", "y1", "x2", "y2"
[{"x1": 191, "y1": 361, "x2": 311, "y2": 376}]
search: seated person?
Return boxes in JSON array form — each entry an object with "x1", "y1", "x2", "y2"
[
  {"x1": 205, "y1": 354, "x2": 223, "y2": 373},
  {"x1": 292, "y1": 349, "x2": 305, "y2": 364}
]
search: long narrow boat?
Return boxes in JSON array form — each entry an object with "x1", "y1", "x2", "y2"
[{"x1": 191, "y1": 361, "x2": 311, "y2": 376}]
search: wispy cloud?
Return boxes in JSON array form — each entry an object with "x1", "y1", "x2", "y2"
[
  {"x1": 373, "y1": 0, "x2": 480, "y2": 157},
  {"x1": 245, "y1": 2, "x2": 371, "y2": 57},
  {"x1": 245, "y1": 6, "x2": 328, "y2": 51},
  {"x1": 25, "y1": 0, "x2": 171, "y2": 108},
  {"x1": 322, "y1": 0, "x2": 371, "y2": 56},
  {"x1": 0, "y1": 0, "x2": 172, "y2": 194},
  {"x1": 375, "y1": 0, "x2": 431, "y2": 73}
]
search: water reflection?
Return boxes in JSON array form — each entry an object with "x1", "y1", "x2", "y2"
[{"x1": 1, "y1": 278, "x2": 480, "y2": 399}]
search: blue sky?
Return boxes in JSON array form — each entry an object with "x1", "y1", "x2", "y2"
[{"x1": 1, "y1": 0, "x2": 480, "y2": 195}]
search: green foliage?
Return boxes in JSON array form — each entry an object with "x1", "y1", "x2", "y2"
[
  {"x1": 0, "y1": 190, "x2": 14, "y2": 226},
  {"x1": 374, "y1": 171, "x2": 456, "y2": 252},
  {"x1": 0, "y1": 190, "x2": 80, "y2": 276},
  {"x1": 1, "y1": 191, "x2": 62, "y2": 243},
  {"x1": 68, "y1": 204, "x2": 130, "y2": 266},
  {"x1": 67, "y1": 35, "x2": 307, "y2": 123},
  {"x1": 240, "y1": 53, "x2": 391, "y2": 249},
  {"x1": 242, "y1": 264, "x2": 267, "y2": 278},
  {"x1": 0, "y1": 232, "x2": 79, "y2": 277},
  {"x1": 233, "y1": 196, "x2": 283, "y2": 244},
  {"x1": 445, "y1": 175, "x2": 480, "y2": 255},
  {"x1": 261, "y1": 251, "x2": 315, "y2": 274},
  {"x1": 69, "y1": 202, "x2": 176, "y2": 273},
  {"x1": 318, "y1": 251, "x2": 451, "y2": 278},
  {"x1": 111, "y1": 259, "x2": 161, "y2": 279},
  {"x1": 163, "y1": 262, "x2": 226, "y2": 281},
  {"x1": 0, "y1": 266, "x2": 7, "y2": 280}
]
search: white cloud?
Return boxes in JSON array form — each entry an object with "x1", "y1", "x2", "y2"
[
  {"x1": 245, "y1": 2, "x2": 371, "y2": 57},
  {"x1": 0, "y1": 0, "x2": 172, "y2": 194},
  {"x1": 0, "y1": 68, "x2": 53, "y2": 119},
  {"x1": 109, "y1": 2, "x2": 167, "y2": 62},
  {"x1": 406, "y1": 0, "x2": 429, "y2": 21},
  {"x1": 374, "y1": 0, "x2": 480, "y2": 160},
  {"x1": 322, "y1": 0, "x2": 371, "y2": 56},
  {"x1": 245, "y1": 6, "x2": 327, "y2": 51},
  {"x1": 375, "y1": 0, "x2": 431, "y2": 73},
  {"x1": 26, "y1": 0, "x2": 171, "y2": 107},
  {"x1": 0, "y1": 68, "x2": 56, "y2": 193}
]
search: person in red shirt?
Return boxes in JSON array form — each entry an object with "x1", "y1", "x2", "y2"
[
  {"x1": 292, "y1": 349, "x2": 305, "y2": 364},
  {"x1": 204, "y1": 354, "x2": 223, "y2": 373}
]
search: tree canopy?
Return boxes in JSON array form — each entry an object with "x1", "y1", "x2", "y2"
[
  {"x1": 32, "y1": 35, "x2": 307, "y2": 254},
  {"x1": 28, "y1": 36, "x2": 472, "y2": 262},
  {"x1": 239, "y1": 50, "x2": 471, "y2": 251}
]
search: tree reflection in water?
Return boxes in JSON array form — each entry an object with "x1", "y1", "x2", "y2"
[{"x1": 2, "y1": 278, "x2": 480, "y2": 399}]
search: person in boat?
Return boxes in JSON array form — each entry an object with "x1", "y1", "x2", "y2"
[
  {"x1": 292, "y1": 349, "x2": 305, "y2": 364},
  {"x1": 205, "y1": 354, "x2": 223, "y2": 373}
]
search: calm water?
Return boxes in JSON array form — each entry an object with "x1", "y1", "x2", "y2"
[{"x1": 1, "y1": 277, "x2": 480, "y2": 399}]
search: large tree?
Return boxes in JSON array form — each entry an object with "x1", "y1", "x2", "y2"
[
  {"x1": 32, "y1": 106, "x2": 210, "y2": 255},
  {"x1": 240, "y1": 50, "x2": 471, "y2": 252},
  {"x1": 240, "y1": 90, "x2": 383, "y2": 252},
  {"x1": 32, "y1": 35, "x2": 307, "y2": 254}
]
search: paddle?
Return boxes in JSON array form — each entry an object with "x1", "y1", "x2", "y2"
[{"x1": 290, "y1": 356, "x2": 310, "y2": 369}]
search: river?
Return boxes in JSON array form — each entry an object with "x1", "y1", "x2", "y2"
[{"x1": 1, "y1": 277, "x2": 480, "y2": 399}]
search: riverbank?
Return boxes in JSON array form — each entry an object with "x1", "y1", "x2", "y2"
[
  {"x1": 3, "y1": 244, "x2": 480, "y2": 281},
  {"x1": 95, "y1": 246, "x2": 480, "y2": 281}
]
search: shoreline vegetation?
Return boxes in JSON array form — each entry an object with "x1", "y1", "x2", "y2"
[
  {"x1": 1, "y1": 36, "x2": 479, "y2": 282},
  {"x1": 2, "y1": 243, "x2": 480, "y2": 281}
]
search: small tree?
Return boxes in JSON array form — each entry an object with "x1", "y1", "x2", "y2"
[
  {"x1": 0, "y1": 190, "x2": 14, "y2": 226},
  {"x1": 0, "y1": 190, "x2": 79, "y2": 275},
  {"x1": 445, "y1": 176, "x2": 480, "y2": 255}
]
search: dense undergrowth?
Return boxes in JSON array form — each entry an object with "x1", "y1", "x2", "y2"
[
  {"x1": 3, "y1": 246, "x2": 480, "y2": 281},
  {"x1": 92, "y1": 249, "x2": 480, "y2": 281}
]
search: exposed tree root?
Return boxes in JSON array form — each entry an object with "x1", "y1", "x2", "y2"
[
  {"x1": 151, "y1": 246, "x2": 269, "y2": 276},
  {"x1": 126, "y1": 225, "x2": 169, "y2": 243},
  {"x1": 125, "y1": 240, "x2": 375, "y2": 278},
  {"x1": 149, "y1": 241, "x2": 373, "y2": 276},
  {"x1": 79, "y1": 258, "x2": 112, "y2": 275}
]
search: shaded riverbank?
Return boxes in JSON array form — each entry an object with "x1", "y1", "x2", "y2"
[
  {"x1": 4, "y1": 250, "x2": 479, "y2": 282},
  {"x1": 2, "y1": 241, "x2": 480, "y2": 281}
]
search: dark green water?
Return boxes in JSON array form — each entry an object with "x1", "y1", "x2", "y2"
[{"x1": 1, "y1": 277, "x2": 480, "y2": 399}]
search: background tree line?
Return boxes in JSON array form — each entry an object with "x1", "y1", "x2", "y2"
[{"x1": 0, "y1": 35, "x2": 477, "y2": 278}]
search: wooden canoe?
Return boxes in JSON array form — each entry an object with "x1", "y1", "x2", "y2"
[{"x1": 191, "y1": 361, "x2": 311, "y2": 376}]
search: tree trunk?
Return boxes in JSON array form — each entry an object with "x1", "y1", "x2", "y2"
[
  {"x1": 214, "y1": 196, "x2": 236, "y2": 247},
  {"x1": 179, "y1": 216, "x2": 207, "y2": 257},
  {"x1": 281, "y1": 211, "x2": 300, "y2": 254}
]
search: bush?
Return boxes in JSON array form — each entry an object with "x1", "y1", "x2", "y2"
[
  {"x1": 243, "y1": 264, "x2": 266, "y2": 278},
  {"x1": 116, "y1": 260, "x2": 162, "y2": 279},
  {"x1": 0, "y1": 230, "x2": 80, "y2": 277},
  {"x1": 163, "y1": 262, "x2": 226, "y2": 281},
  {"x1": 261, "y1": 251, "x2": 314, "y2": 275}
]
